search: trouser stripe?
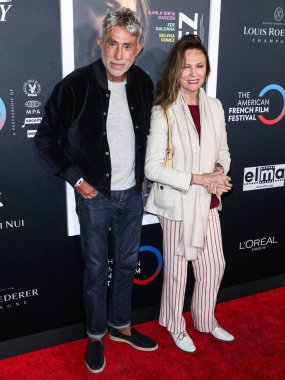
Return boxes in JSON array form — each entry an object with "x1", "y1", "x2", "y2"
[{"x1": 159, "y1": 209, "x2": 225, "y2": 334}]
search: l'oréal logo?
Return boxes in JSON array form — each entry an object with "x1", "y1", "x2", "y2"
[{"x1": 239, "y1": 236, "x2": 278, "y2": 252}]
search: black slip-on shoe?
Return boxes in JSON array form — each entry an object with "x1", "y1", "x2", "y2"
[
  {"x1": 109, "y1": 327, "x2": 158, "y2": 351},
  {"x1": 85, "y1": 340, "x2": 106, "y2": 373}
]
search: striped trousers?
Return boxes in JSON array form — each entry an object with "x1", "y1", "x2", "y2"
[{"x1": 159, "y1": 208, "x2": 225, "y2": 334}]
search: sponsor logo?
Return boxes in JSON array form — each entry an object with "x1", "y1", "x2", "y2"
[
  {"x1": 0, "y1": 97, "x2": 6, "y2": 130},
  {"x1": 274, "y1": 7, "x2": 284, "y2": 22},
  {"x1": 22, "y1": 117, "x2": 42, "y2": 129},
  {"x1": 0, "y1": 287, "x2": 39, "y2": 311},
  {"x1": 243, "y1": 6, "x2": 285, "y2": 44},
  {"x1": 0, "y1": 0, "x2": 12, "y2": 22},
  {"x1": 134, "y1": 245, "x2": 163, "y2": 285},
  {"x1": 239, "y1": 236, "x2": 278, "y2": 252},
  {"x1": 243, "y1": 164, "x2": 285, "y2": 191},
  {"x1": 25, "y1": 100, "x2": 41, "y2": 108},
  {"x1": 27, "y1": 130, "x2": 37, "y2": 138},
  {"x1": 0, "y1": 219, "x2": 25, "y2": 230},
  {"x1": 22, "y1": 82, "x2": 43, "y2": 137},
  {"x1": 228, "y1": 84, "x2": 285, "y2": 125},
  {"x1": 23, "y1": 80, "x2": 41, "y2": 97}
]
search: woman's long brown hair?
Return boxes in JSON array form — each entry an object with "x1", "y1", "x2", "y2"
[{"x1": 154, "y1": 34, "x2": 211, "y2": 111}]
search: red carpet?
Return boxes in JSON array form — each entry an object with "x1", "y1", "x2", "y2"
[{"x1": 1, "y1": 287, "x2": 285, "y2": 380}]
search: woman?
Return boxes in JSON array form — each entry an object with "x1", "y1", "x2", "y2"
[{"x1": 145, "y1": 35, "x2": 234, "y2": 353}]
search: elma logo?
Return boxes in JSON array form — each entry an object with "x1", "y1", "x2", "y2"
[
  {"x1": 243, "y1": 164, "x2": 285, "y2": 191},
  {"x1": 0, "y1": 97, "x2": 6, "y2": 131},
  {"x1": 134, "y1": 246, "x2": 163, "y2": 285},
  {"x1": 258, "y1": 84, "x2": 285, "y2": 125}
]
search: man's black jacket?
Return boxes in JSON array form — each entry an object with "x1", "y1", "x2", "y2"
[{"x1": 35, "y1": 59, "x2": 154, "y2": 197}]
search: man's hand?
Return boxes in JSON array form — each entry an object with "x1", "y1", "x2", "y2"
[{"x1": 75, "y1": 180, "x2": 98, "y2": 199}]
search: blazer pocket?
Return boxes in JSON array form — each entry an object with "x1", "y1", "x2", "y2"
[{"x1": 151, "y1": 182, "x2": 175, "y2": 210}]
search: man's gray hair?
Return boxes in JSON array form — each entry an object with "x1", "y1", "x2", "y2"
[{"x1": 102, "y1": 7, "x2": 143, "y2": 43}]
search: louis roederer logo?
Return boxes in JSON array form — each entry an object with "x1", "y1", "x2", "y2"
[
  {"x1": 274, "y1": 7, "x2": 284, "y2": 22},
  {"x1": 243, "y1": 6, "x2": 284, "y2": 44},
  {"x1": 0, "y1": 0, "x2": 12, "y2": 22},
  {"x1": 243, "y1": 164, "x2": 285, "y2": 191}
]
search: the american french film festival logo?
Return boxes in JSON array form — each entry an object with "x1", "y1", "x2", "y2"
[
  {"x1": 0, "y1": 0, "x2": 12, "y2": 22},
  {"x1": 228, "y1": 84, "x2": 285, "y2": 125},
  {"x1": 108, "y1": 246, "x2": 163, "y2": 286},
  {"x1": 243, "y1": 164, "x2": 285, "y2": 191}
]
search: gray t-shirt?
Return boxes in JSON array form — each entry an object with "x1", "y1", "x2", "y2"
[{"x1": 106, "y1": 80, "x2": 136, "y2": 191}]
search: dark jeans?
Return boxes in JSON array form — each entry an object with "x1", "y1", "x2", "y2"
[{"x1": 75, "y1": 186, "x2": 143, "y2": 339}]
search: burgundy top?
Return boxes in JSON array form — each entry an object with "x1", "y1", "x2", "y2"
[{"x1": 188, "y1": 105, "x2": 219, "y2": 209}]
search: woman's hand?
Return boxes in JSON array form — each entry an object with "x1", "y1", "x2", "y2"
[{"x1": 192, "y1": 171, "x2": 233, "y2": 196}]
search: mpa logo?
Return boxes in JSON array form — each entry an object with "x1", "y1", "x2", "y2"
[
  {"x1": 0, "y1": 97, "x2": 6, "y2": 131},
  {"x1": 23, "y1": 80, "x2": 41, "y2": 97},
  {"x1": 258, "y1": 84, "x2": 285, "y2": 125},
  {"x1": 134, "y1": 245, "x2": 163, "y2": 285},
  {"x1": 0, "y1": 0, "x2": 12, "y2": 22},
  {"x1": 243, "y1": 164, "x2": 285, "y2": 191}
]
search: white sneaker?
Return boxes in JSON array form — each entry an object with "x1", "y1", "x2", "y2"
[
  {"x1": 170, "y1": 331, "x2": 196, "y2": 353},
  {"x1": 211, "y1": 326, "x2": 234, "y2": 342}
]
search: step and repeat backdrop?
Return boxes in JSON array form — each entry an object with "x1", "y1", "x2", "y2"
[
  {"x1": 0, "y1": 0, "x2": 284, "y2": 344},
  {"x1": 217, "y1": 0, "x2": 285, "y2": 287}
]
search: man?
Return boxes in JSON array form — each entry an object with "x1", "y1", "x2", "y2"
[
  {"x1": 35, "y1": 7, "x2": 157, "y2": 374},
  {"x1": 74, "y1": 0, "x2": 149, "y2": 67}
]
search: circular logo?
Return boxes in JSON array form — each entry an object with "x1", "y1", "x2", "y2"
[
  {"x1": 0, "y1": 98, "x2": 7, "y2": 131},
  {"x1": 258, "y1": 84, "x2": 285, "y2": 125},
  {"x1": 23, "y1": 80, "x2": 41, "y2": 97},
  {"x1": 25, "y1": 100, "x2": 41, "y2": 108},
  {"x1": 274, "y1": 7, "x2": 283, "y2": 22},
  {"x1": 134, "y1": 245, "x2": 163, "y2": 285}
]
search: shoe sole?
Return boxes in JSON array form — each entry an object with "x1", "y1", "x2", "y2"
[
  {"x1": 175, "y1": 345, "x2": 197, "y2": 354},
  {"x1": 210, "y1": 334, "x2": 235, "y2": 343},
  {"x1": 109, "y1": 334, "x2": 158, "y2": 351},
  {"x1": 85, "y1": 357, "x2": 106, "y2": 373}
]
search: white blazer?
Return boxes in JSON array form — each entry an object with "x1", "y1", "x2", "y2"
[{"x1": 145, "y1": 88, "x2": 231, "y2": 260}]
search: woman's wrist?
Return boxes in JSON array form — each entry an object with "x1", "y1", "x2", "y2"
[{"x1": 191, "y1": 173, "x2": 204, "y2": 186}]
